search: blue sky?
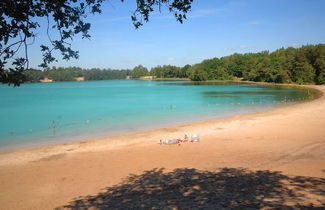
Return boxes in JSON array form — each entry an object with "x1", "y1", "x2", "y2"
[{"x1": 28, "y1": 0, "x2": 325, "y2": 70}]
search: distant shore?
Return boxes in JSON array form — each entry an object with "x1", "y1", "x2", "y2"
[
  {"x1": 0, "y1": 84, "x2": 324, "y2": 209},
  {"x1": 2, "y1": 80, "x2": 317, "y2": 152}
]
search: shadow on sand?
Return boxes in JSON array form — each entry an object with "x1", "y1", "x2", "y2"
[{"x1": 59, "y1": 168, "x2": 325, "y2": 209}]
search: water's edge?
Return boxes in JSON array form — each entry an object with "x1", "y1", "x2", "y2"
[{"x1": 0, "y1": 82, "x2": 321, "y2": 152}]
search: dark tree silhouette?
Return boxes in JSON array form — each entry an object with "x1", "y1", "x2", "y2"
[
  {"x1": 0, "y1": 0, "x2": 193, "y2": 86},
  {"x1": 59, "y1": 167, "x2": 325, "y2": 209}
]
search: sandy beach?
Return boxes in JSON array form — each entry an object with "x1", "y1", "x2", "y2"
[{"x1": 0, "y1": 84, "x2": 324, "y2": 209}]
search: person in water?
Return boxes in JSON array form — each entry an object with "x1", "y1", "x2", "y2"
[{"x1": 51, "y1": 120, "x2": 56, "y2": 136}]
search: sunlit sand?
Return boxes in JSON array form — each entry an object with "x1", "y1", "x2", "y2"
[{"x1": 0, "y1": 85, "x2": 324, "y2": 209}]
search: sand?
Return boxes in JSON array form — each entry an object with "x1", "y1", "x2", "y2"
[{"x1": 0, "y1": 85, "x2": 324, "y2": 209}]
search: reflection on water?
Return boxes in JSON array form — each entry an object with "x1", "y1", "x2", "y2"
[{"x1": 0, "y1": 81, "x2": 314, "y2": 150}]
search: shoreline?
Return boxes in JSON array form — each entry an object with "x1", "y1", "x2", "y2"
[
  {"x1": 0, "y1": 101, "x2": 295, "y2": 153},
  {"x1": 0, "y1": 82, "x2": 320, "y2": 154},
  {"x1": 0, "y1": 84, "x2": 324, "y2": 209},
  {"x1": 0, "y1": 85, "x2": 322, "y2": 164}
]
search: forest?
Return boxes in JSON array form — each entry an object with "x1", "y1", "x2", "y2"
[
  {"x1": 23, "y1": 44, "x2": 325, "y2": 84},
  {"x1": 24, "y1": 65, "x2": 149, "y2": 82}
]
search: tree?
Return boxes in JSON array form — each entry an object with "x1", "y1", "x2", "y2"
[
  {"x1": 0, "y1": 0, "x2": 193, "y2": 86},
  {"x1": 179, "y1": 64, "x2": 191, "y2": 78},
  {"x1": 24, "y1": 69, "x2": 44, "y2": 82},
  {"x1": 131, "y1": 65, "x2": 149, "y2": 78},
  {"x1": 185, "y1": 44, "x2": 324, "y2": 84},
  {"x1": 150, "y1": 65, "x2": 182, "y2": 78},
  {"x1": 188, "y1": 64, "x2": 208, "y2": 81},
  {"x1": 315, "y1": 58, "x2": 325, "y2": 84},
  {"x1": 292, "y1": 49, "x2": 315, "y2": 84}
]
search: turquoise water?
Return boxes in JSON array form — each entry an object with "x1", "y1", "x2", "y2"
[{"x1": 0, "y1": 80, "x2": 310, "y2": 150}]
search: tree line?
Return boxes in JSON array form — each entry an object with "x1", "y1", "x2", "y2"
[
  {"x1": 1, "y1": 0, "x2": 193, "y2": 86},
  {"x1": 23, "y1": 65, "x2": 150, "y2": 82},
  {"x1": 23, "y1": 44, "x2": 324, "y2": 84},
  {"x1": 185, "y1": 44, "x2": 324, "y2": 84}
]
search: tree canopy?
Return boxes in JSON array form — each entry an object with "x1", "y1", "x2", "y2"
[
  {"x1": 152, "y1": 44, "x2": 324, "y2": 84},
  {"x1": 1, "y1": 1, "x2": 324, "y2": 86},
  {"x1": 22, "y1": 44, "x2": 325, "y2": 85},
  {"x1": 0, "y1": 0, "x2": 193, "y2": 86},
  {"x1": 185, "y1": 44, "x2": 325, "y2": 84}
]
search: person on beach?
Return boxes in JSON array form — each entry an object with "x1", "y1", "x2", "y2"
[
  {"x1": 191, "y1": 133, "x2": 199, "y2": 142},
  {"x1": 51, "y1": 120, "x2": 56, "y2": 136}
]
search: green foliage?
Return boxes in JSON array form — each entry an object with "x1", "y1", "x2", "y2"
[
  {"x1": 0, "y1": 0, "x2": 105, "y2": 85},
  {"x1": 188, "y1": 64, "x2": 208, "y2": 81},
  {"x1": 126, "y1": 0, "x2": 193, "y2": 28},
  {"x1": 315, "y1": 59, "x2": 325, "y2": 84},
  {"x1": 153, "y1": 77, "x2": 190, "y2": 81},
  {"x1": 151, "y1": 65, "x2": 184, "y2": 78},
  {"x1": 24, "y1": 69, "x2": 44, "y2": 82},
  {"x1": 184, "y1": 44, "x2": 325, "y2": 84},
  {"x1": 1, "y1": 0, "x2": 323, "y2": 86},
  {"x1": 8, "y1": 44, "x2": 325, "y2": 85},
  {"x1": 131, "y1": 65, "x2": 149, "y2": 78},
  {"x1": 22, "y1": 66, "x2": 133, "y2": 82},
  {"x1": 180, "y1": 64, "x2": 191, "y2": 78},
  {"x1": 0, "y1": 0, "x2": 193, "y2": 86}
]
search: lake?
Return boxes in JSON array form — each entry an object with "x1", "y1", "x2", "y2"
[{"x1": 0, "y1": 80, "x2": 311, "y2": 150}]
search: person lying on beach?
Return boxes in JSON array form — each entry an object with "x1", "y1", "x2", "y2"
[
  {"x1": 160, "y1": 139, "x2": 181, "y2": 145},
  {"x1": 160, "y1": 134, "x2": 200, "y2": 145}
]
